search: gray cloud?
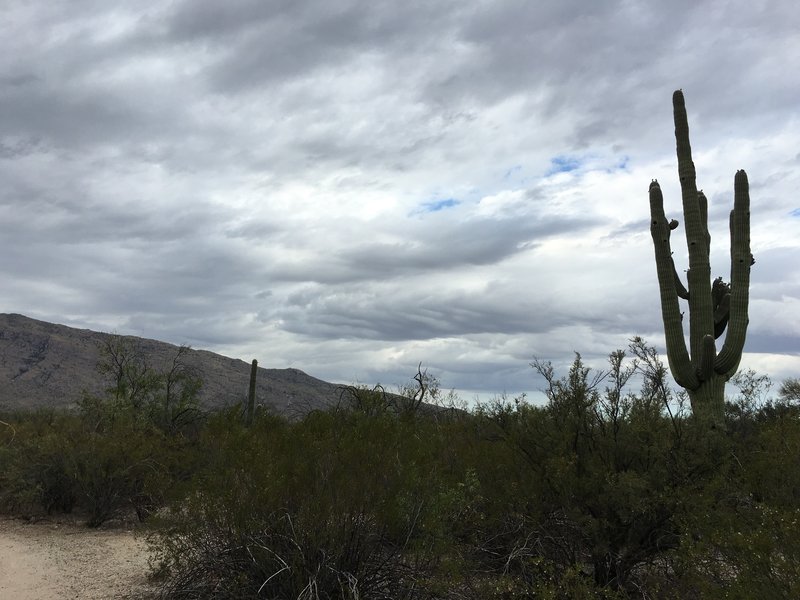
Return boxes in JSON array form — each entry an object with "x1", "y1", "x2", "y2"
[
  {"x1": 1, "y1": 0, "x2": 799, "y2": 400},
  {"x1": 273, "y1": 283, "x2": 562, "y2": 341}
]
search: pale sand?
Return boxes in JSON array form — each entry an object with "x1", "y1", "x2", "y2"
[{"x1": 0, "y1": 517, "x2": 158, "y2": 599}]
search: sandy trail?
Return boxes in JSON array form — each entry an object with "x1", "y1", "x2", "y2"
[{"x1": 0, "y1": 517, "x2": 158, "y2": 599}]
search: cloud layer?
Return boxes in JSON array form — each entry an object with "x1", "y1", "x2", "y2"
[{"x1": 2, "y1": 0, "x2": 799, "y2": 400}]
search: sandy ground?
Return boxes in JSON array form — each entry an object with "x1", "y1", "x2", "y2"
[{"x1": 0, "y1": 516, "x2": 158, "y2": 599}]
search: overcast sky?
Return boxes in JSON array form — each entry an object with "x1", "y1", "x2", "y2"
[{"x1": 2, "y1": 0, "x2": 798, "y2": 402}]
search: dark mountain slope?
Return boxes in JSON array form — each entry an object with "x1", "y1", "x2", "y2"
[{"x1": 0, "y1": 313, "x2": 342, "y2": 416}]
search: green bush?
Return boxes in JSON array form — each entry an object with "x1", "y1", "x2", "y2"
[
  {"x1": 0, "y1": 396, "x2": 194, "y2": 526},
  {"x1": 4, "y1": 340, "x2": 800, "y2": 597},
  {"x1": 149, "y1": 407, "x2": 480, "y2": 598},
  {"x1": 0, "y1": 410, "x2": 80, "y2": 516}
]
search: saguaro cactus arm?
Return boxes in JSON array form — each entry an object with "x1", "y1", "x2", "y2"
[
  {"x1": 715, "y1": 170, "x2": 751, "y2": 376},
  {"x1": 649, "y1": 180, "x2": 698, "y2": 390}
]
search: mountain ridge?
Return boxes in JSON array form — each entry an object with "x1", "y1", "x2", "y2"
[{"x1": 0, "y1": 313, "x2": 343, "y2": 416}]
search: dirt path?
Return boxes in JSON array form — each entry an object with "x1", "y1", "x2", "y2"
[{"x1": 0, "y1": 517, "x2": 158, "y2": 599}]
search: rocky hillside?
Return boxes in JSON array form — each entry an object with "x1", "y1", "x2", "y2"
[{"x1": 0, "y1": 313, "x2": 342, "y2": 416}]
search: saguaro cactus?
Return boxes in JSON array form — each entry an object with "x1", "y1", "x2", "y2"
[
  {"x1": 649, "y1": 90, "x2": 753, "y2": 425},
  {"x1": 245, "y1": 358, "x2": 258, "y2": 426}
]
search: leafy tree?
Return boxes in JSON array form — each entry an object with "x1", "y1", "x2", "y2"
[{"x1": 83, "y1": 335, "x2": 204, "y2": 435}]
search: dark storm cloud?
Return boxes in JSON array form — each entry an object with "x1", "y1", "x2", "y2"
[
  {"x1": 745, "y1": 333, "x2": 800, "y2": 357},
  {"x1": 166, "y1": 0, "x2": 464, "y2": 91},
  {"x1": 0, "y1": 135, "x2": 49, "y2": 159},
  {"x1": 272, "y1": 283, "x2": 565, "y2": 341},
  {"x1": 0, "y1": 84, "x2": 159, "y2": 148},
  {"x1": 336, "y1": 214, "x2": 592, "y2": 277},
  {"x1": 0, "y1": 195, "x2": 218, "y2": 246}
]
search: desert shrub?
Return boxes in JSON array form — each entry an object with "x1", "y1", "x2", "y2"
[
  {"x1": 0, "y1": 399, "x2": 192, "y2": 526},
  {"x1": 0, "y1": 410, "x2": 80, "y2": 516},
  {"x1": 468, "y1": 350, "x2": 681, "y2": 595},
  {"x1": 5, "y1": 339, "x2": 800, "y2": 596},
  {"x1": 71, "y1": 415, "x2": 171, "y2": 526},
  {"x1": 149, "y1": 406, "x2": 481, "y2": 598},
  {"x1": 474, "y1": 347, "x2": 800, "y2": 600},
  {"x1": 64, "y1": 339, "x2": 206, "y2": 525},
  {"x1": 652, "y1": 411, "x2": 800, "y2": 599}
]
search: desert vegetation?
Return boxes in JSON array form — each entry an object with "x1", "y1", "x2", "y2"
[{"x1": 2, "y1": 336, "x2": 799, "y2": 599}]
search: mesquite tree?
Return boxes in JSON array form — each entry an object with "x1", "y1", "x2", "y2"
[{"x1": 648, "y1": 90, "x2": 753, "y2": 425}]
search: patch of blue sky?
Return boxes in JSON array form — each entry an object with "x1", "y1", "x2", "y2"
[
  {"x1": 417, "y1": 198, "x2": 461, "y2": 214},
  {"x1": 546, "y1": 155, "x2": 583, "y2": 176},
  {"x1": 791, "y1": 208, "x2": 800, "y2": 217},
  {"x1": 546, "y1": 154, "x2": 630, "y2": 176}
]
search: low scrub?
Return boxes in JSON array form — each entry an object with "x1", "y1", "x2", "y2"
[{"x1": 3, "y1": 341, "x2": 800, "y2": 598}]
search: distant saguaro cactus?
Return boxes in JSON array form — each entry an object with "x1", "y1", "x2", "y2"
[
  {"x1": 245, "y1": 359, "x2": 257, "y2": 426},
  {"x1": 648, "y1": 90, "x2": 753, "y2": 425}
]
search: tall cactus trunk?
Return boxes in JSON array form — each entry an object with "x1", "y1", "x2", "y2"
[
  {"x1": 245, "y1": 359, "x2": 257, "y2": 426},
  {"x1": 688, "y1": 376, "x2": 726, "y2": 424},
  {"x1": 648, "y1": 90, "x2": 753, "y2": 427}
]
